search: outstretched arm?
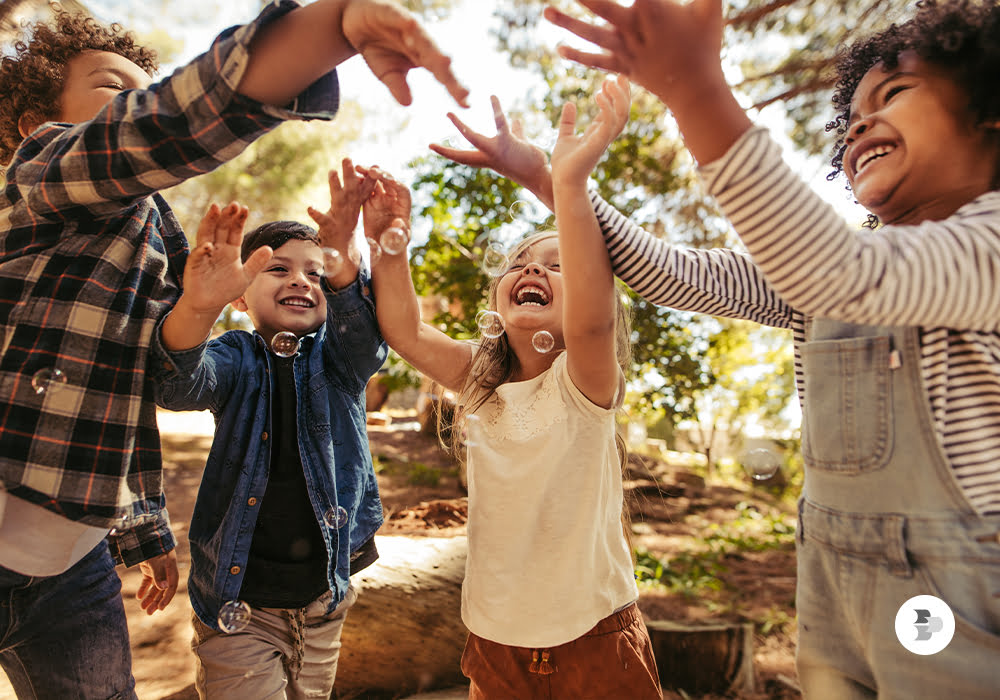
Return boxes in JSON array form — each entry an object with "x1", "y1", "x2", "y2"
[
  {"x1": 307, "y1": 157, "x2": 378, "y2": 290},
  {"x1": 550, "y1": 75, "x2": 630, "y2": 408},
  {"x1": 545, "y1": 0, "x2": 751, "y2": 165},
  {"x1": 361, "y1": 167, "x2": 473, "y2": 392},
  {"x1": 161, "y1": 203, "x2": 273, "y2": 352},
  {"x1": 239, "y1": 0, "x2": 469, "y2": 108},
  {"x1": 429, "y1": 96, "x2": 555, "y2": 210}
]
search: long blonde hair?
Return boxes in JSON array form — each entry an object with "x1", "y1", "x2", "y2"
[{"x1": 442, "y1": 230, "x2": 635, "y2": 549}]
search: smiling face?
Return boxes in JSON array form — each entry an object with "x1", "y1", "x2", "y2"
[
  {"x1": 494, "y1": 235, "x2": 563, "y2": 340},
  {"x1": 843, "y1": 51, "x2": 1000, "y2": 225},
  {"x1": 56, "y1": 50, "x2": 151, "y2": 124},
  {"x1": 234, "y1": 239, "x2": 327, "y2": 347}
]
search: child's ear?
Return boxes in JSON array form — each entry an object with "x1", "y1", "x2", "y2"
[
  {"x1": 17, "y1": 111, "x2": 43, "y2": 139},
  {"x1": 231, "y1": 297, "x2": 249, "y2": 313}
]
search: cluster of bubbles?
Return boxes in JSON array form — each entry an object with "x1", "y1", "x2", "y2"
[
  {"x1": 31, "y1": 367, "x2": 67, "y2": 395},
  {"x1": 742, "y1": 448, "x2": 782, "y2": 481},
  {"x1": 271, "y1": 332, "x2": 301, "y2": 358},
  {"x1": 218, "y1": 600, "x2": 252, "y2": 634}
]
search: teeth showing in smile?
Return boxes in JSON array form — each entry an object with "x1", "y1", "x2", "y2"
[
  {"x1": 280, "y1": 298, "x2": 314, "y2": 308},
  {"x1": 857, "y1": 144, "x2": 895, "y2": 172},
  {"x1": 515, "y1": 285, "x2": 549, "y2": 306}
]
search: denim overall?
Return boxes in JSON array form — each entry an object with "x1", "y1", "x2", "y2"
[{"x1": 795, "y1": 318, "x2": 1000, "y2": 699}]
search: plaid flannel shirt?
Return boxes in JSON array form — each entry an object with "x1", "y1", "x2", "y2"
[{"x1": 0, "y1": 0, "x2": 339, "y2": 565}]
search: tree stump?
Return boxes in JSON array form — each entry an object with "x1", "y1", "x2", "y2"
[
  {"x1": 335, "y1": 536, "x2": 469, "y2": 699},
  {"x1": 646, "y1": 620, "x2": 755, "y2": 695}
]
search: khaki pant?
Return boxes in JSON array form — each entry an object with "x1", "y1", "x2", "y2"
[
  {"x1": 192, "y1": 586, "x2": 357, "y2": 700},
  {"x1": 462, "y1": 602, "x2": 661, "y2": 700}
]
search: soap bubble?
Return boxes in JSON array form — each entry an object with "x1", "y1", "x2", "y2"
[
  {"x1": 507, "y1": 199, "x2": 532, "y2": 222},
  {"x1": 31, "y1": 368, "x2": 67, "y2": 395},
  {"x1": 481, "y1": 244, "x2": 509, "y2": 277},
  {"x1": 324, "y1": 506, "x2": 349, "y2": 529},
  {"x1": 366, "y1": 237, "x2": 382, "y2": 266},
  {"x1": 322, "y1": 248, "x2": 343, "y2": 278},
  {"x1": 461, "y1": 414, "x2": 482, "y2": 447},
  {"x1": 742, "y1": 448, "x2": 782, "y2": 481},
  {"x1": 531, "y1": 330, "x2": 555, "y2": 353},
  {"x1": 271, "y1": 332, "x2": 300, "y2": 358},
  {"x1": 381, "y1": 227, "x2": 410, "y2": 255},
  {"x1": 218, "y1": 600, "x2": 252, "y2": 633},
  {"x1": 475, "y1": 310, "x2": 505, "y2": 339}
]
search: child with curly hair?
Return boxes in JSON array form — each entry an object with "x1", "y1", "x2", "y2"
[
  {"x1": 435, "y1": 0, "x2": 1000, "y2": 696},
  {"x1": 0, "y1": 2, "x2": 466, "y2": 697}
]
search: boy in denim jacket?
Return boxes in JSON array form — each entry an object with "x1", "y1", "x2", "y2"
[
  {"x1": 0, "y1": 1, "x2": 465, "y2": 696},
  {"x1": 155, "y1": 160, "x2": 386, "y2": 698}
]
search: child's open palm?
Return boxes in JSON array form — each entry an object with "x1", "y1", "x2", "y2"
[
  {"x1": 550, "y1": 75, "x2": 631, "y2": 186},
  {"x1": 430, "y1": 96, "x2": 552, "y2": 207},
  {"x1": 183, "y1": 202, "x2": 272, "y2": 313},
  {"x1": 544, "y1": 0, "x2": 723, "y2": 106},
  {"x1": 308, "y1": 157, "x2": 377, "y2": 253}
]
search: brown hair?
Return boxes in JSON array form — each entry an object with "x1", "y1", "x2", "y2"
[{"x1": 0, "y1": 3, "x2": 158, "y2": 164}]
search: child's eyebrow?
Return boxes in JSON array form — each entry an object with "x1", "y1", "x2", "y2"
[{"x1": 848, "y1": 71, "x2": 916, "y2": 125}]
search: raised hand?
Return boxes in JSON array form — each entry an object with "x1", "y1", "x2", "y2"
[
  {"x1": 342, "y1": 0, "x2": 470, "y2": 107},
  {"x1": 545, "y1": 0, "x2": 749, "y2": 164},
  {"x1": 430, "y1": 95, "x2": 554, "y2": 209},
  {"x1": 550, "y1": 75, "x2": 630, "y2": 188},
  {"x1": 358, "y1": 166, "x2": 412, "y2": 250},
  {"x1": 544, "y1": 0, "x2": 723, "y2": 107},
  {"x1": 183, "y1": 202, "x2": 272, "y2": 313}
]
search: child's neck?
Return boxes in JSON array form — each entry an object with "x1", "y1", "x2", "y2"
[{"x1": 509, "y1": 340, "x2": 559, "y2": 383}]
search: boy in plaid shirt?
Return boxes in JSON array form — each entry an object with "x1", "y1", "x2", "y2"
[{"x1": 0, "y1": 1, "x2": 467, "y2": 697}]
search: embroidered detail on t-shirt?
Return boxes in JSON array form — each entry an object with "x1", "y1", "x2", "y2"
[{"x1": 480, "y1": 369, "x2": 567, "y2": 442}]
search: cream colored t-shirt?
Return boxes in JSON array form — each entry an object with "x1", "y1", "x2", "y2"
[{"x1": 461, "y1": 352, "x2": 638, "y2": 648}]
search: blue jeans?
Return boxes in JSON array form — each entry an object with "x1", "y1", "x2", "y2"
[{"x1": 0, "y1": 541, "x2": 137, "y2": 700}]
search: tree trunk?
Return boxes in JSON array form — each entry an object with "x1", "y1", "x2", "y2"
[
  {"x1": 647, "y1": 620, "x2": 755, "y2": 695},
  {"x1": 335, "y1": 536, "x2": 469, "y2": 699}
]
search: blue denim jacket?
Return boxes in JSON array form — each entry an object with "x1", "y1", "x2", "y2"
[{"x1": 153, "y1": 273, "x2": 386, "y2": 629}]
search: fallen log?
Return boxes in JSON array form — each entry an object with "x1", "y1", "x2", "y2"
[
  {"x1": 647, "y1": 620, "x2": 755, "y2": 695},
  {"x1": 336, "y1": 536, "x2": 469, "y2": 699}
]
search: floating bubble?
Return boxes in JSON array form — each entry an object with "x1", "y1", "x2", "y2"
[
  {"x1": 324, "y1": 506, "x2": 349, "y2": 529},
  {"x1": 507, "y1": 199, "x2": 532, "y2": 222},
  {"x1": 270, "y1": 332, "x2": 300, "y2": 358},
  {"x1": 475, "y1": 310, "x2": 505, "y2": 339},
  {"x1": 531, "y1": 330, "x2": 555, "y2": 353},
  {"x1": 481, "y1": 243, "x2": 509, "y2": 277},
  {"x1": 321, "y1": 248, "x2": 343, "y2": 278},
  {"x1": 218, "y1": 600, "x2": 252, "y2": 634},
  {"x1": 742, "y1": 448, "x2": 782, "y2": 481},
  {"x1": 381, "y1": 226, "x2": 410, "y2": 256},
  {"x1": 366, "y1": 237, "x2": 382, "y2": 266},
  {"x1": 461, "y1": 414, "x2": 482, "y2": 448},
  {"x1": 626, "y1": 421, "x2": 647, "y2": 450},
  {"x1": 31, "y1": 367, "x2": 67, "y2": 395}
]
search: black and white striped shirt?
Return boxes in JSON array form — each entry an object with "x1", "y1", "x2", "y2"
[{"x1": 593, "y1": 126, "x2": 1000, "y2": 515}]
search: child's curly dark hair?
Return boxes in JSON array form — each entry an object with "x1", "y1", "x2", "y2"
[
  {"x1": 825, "y1": 0, "x2": 1000, "y2": 225},
  {"x1": 0, "y1": 3, "x2": 158, "y2": 164}
]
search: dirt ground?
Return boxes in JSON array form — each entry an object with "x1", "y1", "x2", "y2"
[{"x1": 0, "y1": 409, "x2": 801, "y2": 700}]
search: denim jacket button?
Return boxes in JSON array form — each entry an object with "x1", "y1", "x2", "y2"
[
  {"x1": 261, "y1": 431, "x2": 268, "y2": 441},
  {"x1": 229, "y1": 565, "x2": 240, "y2": 575},
  {"x1": 247, "y1": 497, "x2": 257, "y2": 506}
]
